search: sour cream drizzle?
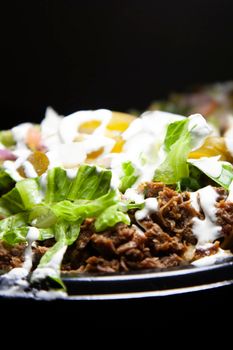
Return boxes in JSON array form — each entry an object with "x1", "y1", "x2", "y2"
[
  {"x1": 59, "y1": 109, "x2": 112, "y2": 143},
  {"x1": 135, "y1": 197, "x2": 159, "y2": 221},
  {"x1": 1, "y1": 227, "x2": 40, "y2": 287},
  {"x1": 191, "y1": 186, "x2": 222, "y2": 246},
  {"x1": 23, "y1": 161, "x2": 38, "y2": 178},
  {"x1": 192, "y1": 248, "x2": 232, "y2": 267},
  {"x1": 31, "y1": 244, "x2": 67, "y2": 283}
]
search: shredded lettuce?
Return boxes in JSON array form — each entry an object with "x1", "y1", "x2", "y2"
[
  {"x1": 0, "y1": 168, "x2": 15, "y2": 195},
  {"x1": 32, "y1": 239, "x2": 67, "y2": 289},
  {"x1": 52, "y1": 189, "x2": 117, "y2": 222},
  {"x1": 1, "y1": 178, "x2": 42, "y2": 213},
  {"x1": 119, "y1": 161, "x2": 139, "y2": 193},
  {"x1": 45, "y1": 167, "x2": 72, "y2": 204},
  {"x1": 31, "y1": 219, "x2": 81, "y2": 289},
  {"x1": 0, "y1": 212, "x2": 53, "y2": 245},
  {"x1": 94, "y1": 204, "x2": 130, "y2": 232},
  {"x1": 0, "y1": 213, "x2": 28, "y2": 243},
  {"x1": 154, "y1": 115, "x2": 211, "y2": 185},
  {"x1": 29, "y1": 204, "x2": 57, "y2": 228},
  {"x1": 176, "y1": 164, "x2": 202, "y2": 192},
  {"x1": 154, "y1": 119, "x2": 190, "y2": 184},
  {"x1": 164, "y1": 119, "x2": 188, "y2": 152},
  {"x1": 67, "y1": 164, "x2": 112, "y2": 200},
  {"x1": 0, "y1": 198, "x2": 12, "y2": 218},
  {"x1": 188, "y1": 157, "x2": 233, "y2": 190}
]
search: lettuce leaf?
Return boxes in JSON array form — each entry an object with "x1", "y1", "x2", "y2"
[
  {"x1": 1, "y1": 178, "x2": 42, "y2": 213},
  {"x1": 188, "y1": 157, "x2": 233, "y2": 190},
  {"x1": 153, "y1": 115, "x2": 211, "y2": 185},
  {"x1": 0, "y1": 212, "x2": 54, "y2": 245},
  {"x1": 54, "y1": 218, "x2": 82, "y2": 245},
  {"x1": 29, "y1": 204, "x2": 57, "y2": 228},
  {"x1": 94, "y1": 204, "x2": 130, "y2": 232},
  {"x1": 0, "y1": 198, "x2": 12, "y2": 218},
  {"x1": 0, "y1": 212, "x2": 28, "y2": 243},
  {"x1": 31, "y1": 239, "x2": 67, "y2": 289},
  {"x1": 164, "y1": 119, "x2": 189, "y2": 152},
  {"x1": 52, "y1": 189, "x2": 117, "y2": 222},
  {"x1": 154, "y1": 119, "x2": 190, "y2": 184},
  {"x1": 45, "y1": 167, "x2": 72, "y2": 204},
  {"x1": 67, "y1": 164, "x2": 112, "y2": 200},
  {"x1": 31, "y1": 219, "x2": 81, "y2": 289},
  {"x1": 0, "y1": 168, "x2": 15, "y2": 195},
  {"x1": 119, "y1": 161, "x2": 139, "y2": 193}
]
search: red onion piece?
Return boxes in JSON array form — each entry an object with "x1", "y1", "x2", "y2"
[{"x1": 0, "y1": 149, "x2": 17, "y2": 161}]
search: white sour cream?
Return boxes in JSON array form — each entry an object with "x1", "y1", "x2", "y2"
[
  {"x1": 23, "y1": 161, "x2": 38, "y2": 178},
  {"x1": 124, "y1": 188, "x2": 144, "y2": 204},
  {"x1": 191, "y1": 186, "x2": 222, "y2": 246},
  {"x1": 188, "y1": 156, "x2": 223, "y2": 178},
  {"x1": 12, "y1": 123, "x2": 33, "y2": 144},
  {"x1": 188, "y1": 113, "x2": 212, "y2": 150},
  {"x1": 227, "y1": 180, "x2": 233, "y2": 202},
  {"x1": 1, "y1": 227, "x2": 40, "y2": 289},
  {"x1": 192, "y1": 248, "x2": 233, "y2": 267},
  {"x1": 31, "y1": 244, "x2": 67, "y2": 282},
  {"x1": 59, "y1": 109, "x2": 112, "y2": 143},
  {"x1": 135, "y1": 197, "x2": 158, "y2": 221},
  {"x1": 46, "y1": 143, "x2": 86, "y2": 168}
]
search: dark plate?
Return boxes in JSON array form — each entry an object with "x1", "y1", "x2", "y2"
[
  {"x1": 62, "y1": 259, "x2": 233, "y2": 300},
  {"x1": 1, "y1": 260, "x2": 233, "y2": 328},
  {"x1": 0, "y1": 258, "x2": 233, "y2": 301}
]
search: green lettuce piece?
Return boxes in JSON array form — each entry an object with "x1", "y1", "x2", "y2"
[
  {"x1": 32, "y1": 239, "x2": 67, "y2": 289},
  {"x1": 45, "y1": 167, "x2": 72, "y2": 204},
  {"x1": 0, "y1": 168, "x2": 15, "y2": 195},
  {"x1": 16, "y1": 179, "x2": 42, "y2": 210},
  {"x1": 188, "y1": 157, "x2": 233, "y2": 190},
  {"x1": 52, "y1": 189, "x2": 117, "y2": 222},
  {"x1": 31, "y1": 219, "x2": 81, "y2": 289},
  {"x1": 154, "y1": 119, "x2": 190, "y2": 184},
  {"x1": 54, "y1": 219, "x2": 82, "y2": 245},
  {"x1": 94, "y1": 204, "x2": 130, "y2": 232},
  {"x1": 67, "y1": 164, "x2": 112, "y2": 200},
  {"x1": 2, "y1": 178, "x2": 42, "y2": 213},
  {"x1": 119, "y1": 161, "x2": 139, "y2": 193},
  {"x1": 0, "y1": 198, "x2": 12, "y2": 218},
  {"x1": 0, "y1": 213, "x2": 32, "y2": 245},
  {"x1": 29, "y1": 204, "x2": 57, "y2": 228},
  {"x1": 164, "y1": 119, "x2": 188, "y2": 152},
  {"x1": 1, "y1": 187, "x2": 25, "y2": 213},
  {"x1": 0, "y1": 212, "x2": 54, "y2": 245},
  {"x1": 176, "y1": 164, "x2": 202, "y2": 191},
  {"x1": 37, "y1": 227, "x2": 54, "y2": 241},
  {"x1": 1, "y1": 227, "x2": 29, "y2": 245}
]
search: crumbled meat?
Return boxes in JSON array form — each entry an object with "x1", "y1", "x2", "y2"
[
  {"x1": 217, "y1": 200, "x2": 233, "y2": 249},
  {"x1": 143, "y1": 182, "x2": 165, "y2": 198},
  {"x1": 0, "y1": 242, "x2": 25, "y2": 271},
  {"x1": 59, "y1": 184, "x2": 233, "y2": 273},
  {"x1": 62, "y1": 220, "x2": 187, "y2": 273},
  {"x1": 83, "y1": 256, "x2": 120, "y2": 273},
  {"x1": 193, "y1": 241, "x2": 220, "y2": 260},
  {"x1": 141, "y1": 220, "x2": 185, "y2": 255}
]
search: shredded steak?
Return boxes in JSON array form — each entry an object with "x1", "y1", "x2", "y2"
[{"x1": 0, "y1": 242, "x2": 25, "y2": 271}]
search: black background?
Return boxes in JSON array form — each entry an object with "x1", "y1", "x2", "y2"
[{"x1": 1, "y1": 0, "x2": 233, "y2": 128}]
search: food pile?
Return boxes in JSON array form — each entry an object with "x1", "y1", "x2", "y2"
[{"x1": 1, "y1": 82, "x2": 233, "y2": 293}]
